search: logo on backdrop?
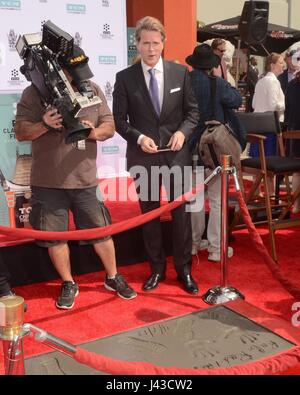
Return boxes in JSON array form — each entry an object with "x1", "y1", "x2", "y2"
[
  {"x1": 0, "y1": 0, "x2": 21, "y2": 10},
  {"x1": 99, "y1": 55, "x2": 116, "y2": 65},
  {"x1": 102, "y1": 146, "x2": 119, "y2": 155},
  {"x1": 7, "y1": 29, "x2": 18, "y2": 51},
  {"x1": 8, "y1": 68, "x2": 24, "y2": 87},
  {"x1": 74, "y1": 32, "x2": 83, "y2": 47},
  {"x1": 66, "y1": 3, "x2": 86, "y2": 14},
  {"x1": 0, "y1": 44, "x2": 6, "y2": 66},
  {"x1": 104, "y1": 81, "x2": 113, "y2": 101},
  {"x1": 101, "y1": 0, "x2": 109, "y2": 7},
  {"x1": 101, "y1": 24, "x2": 114, "y2": 40}
]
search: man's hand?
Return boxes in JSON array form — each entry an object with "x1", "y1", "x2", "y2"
[
  {"x1": 42, "y1": 108, "x2": 63, "y2": 130},
  {"x1": 167, "y1": 131, "x2": 185, "y2": 151},
  {"x1": 140, "y1": 136, "x2": 158, "y2": 153},
  {"x1": 81, "y1": 120, "x2": 96, "y2": 139}
]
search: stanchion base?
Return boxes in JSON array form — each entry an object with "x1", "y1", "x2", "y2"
[{"x1": 202, "y1": 286, "x2": 245, "y2": 305}]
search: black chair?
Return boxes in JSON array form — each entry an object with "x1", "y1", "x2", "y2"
[{"x1": 231, "y1": 111, "x2": 300, "y2": 262}]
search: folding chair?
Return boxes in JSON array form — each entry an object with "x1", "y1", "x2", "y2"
[{"x1": 231, "y1": 111, "x2": 300, "y2": 262}]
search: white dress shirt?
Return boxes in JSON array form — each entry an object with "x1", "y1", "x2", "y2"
[
  {"x1": 252, "y1": 71, "x2": 285, "y2": 122},
  {"x1": 138, "y1": 57, "x2": 164, "y2": 145},
  {"x1": 141, "y1": 57, "x2": 164, "y2": 111}
]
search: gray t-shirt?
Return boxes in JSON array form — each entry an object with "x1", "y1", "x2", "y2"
[{"x1": 15, "y1": 81, "x2": 113, "y2": 189}]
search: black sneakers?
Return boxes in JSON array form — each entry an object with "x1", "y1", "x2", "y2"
[
  {"x1": 104, "y1": 273, "x2": 137, "y2": 300},
  {"x1": 56, "y1": 281, "x2": 79, "y2": 310}
]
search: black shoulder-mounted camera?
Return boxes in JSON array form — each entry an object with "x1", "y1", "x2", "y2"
[{"x1": 16, "y1": 20, "x2": 102, "y2": 144}]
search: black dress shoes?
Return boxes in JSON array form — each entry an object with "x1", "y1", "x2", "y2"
[
  {"x1": 177, "y1": 274, "x2": 199, "y2": 294},
  {"x1": 143, "y1": 273, "x2": 166, "y2": 291}
]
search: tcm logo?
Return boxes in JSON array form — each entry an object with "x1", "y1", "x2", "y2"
[
  {"x1": 0, "y1": 0, "x2": 21, "y2": 9},
  {"x1": 102, "y1": 146, "x2": 119, "y2": 154},
  {"x1": 99, "y1": 56, "x2": 116, "y2": 65},
  {"x1": 104, "y1": 81, "x2": 113, "y2": 101},
  {"x1": 74, "y1": 32, "x2": 82, "y2": 47},
  {"x1": 7, "y1": 29, "x2": 18, "y2": 51},
  {"x1": 101, "y1": 24, "x2": 114, "y2": 40},
  {"x1": 66, "y1": 3, "x2": 86, "y2": 14},
  {"x1": 101, "y1": 0, "x2": 109, "y2": 7}
]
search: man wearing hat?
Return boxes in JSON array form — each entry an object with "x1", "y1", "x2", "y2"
[
  {"x1": 14, "y1": 44, "x2": 137, "y2": 309},
  {"x1": 186, "y1": 44, "x2": 244, "y2": 262}
]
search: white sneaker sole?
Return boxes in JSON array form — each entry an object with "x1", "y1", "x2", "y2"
[
  {"x1": 208, "y1": 249, "x2": 234, "y2": 262},
  {"x1": 104, "y1": 283, "x2": 137, "y2": 300},
  {"x1": 56, "y1": 289, "x2": 79, "y2": 310}
]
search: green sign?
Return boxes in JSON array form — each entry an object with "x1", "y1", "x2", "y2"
[{"x1": 127, "y1": 27, "x2": 138, "y2": 66}]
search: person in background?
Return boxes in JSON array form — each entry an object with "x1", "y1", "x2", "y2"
[
  {"x1": 211, "y1": 38, "x2": 228, "y2": 81},
  {"x1": 14, "y1": 45, "x2": 136, "y2": 310},
  {"x1": 186, "y1": 44, "x2": 244, "y2": 262},
  {"x1": 250, "y1": 53, "x2": 285, "y2": 196},
  {"x1": 250, "y1": 53, "x2": 285, "y2": 156},
  {"x1": 113, "y1": 16, "x2": 199, "y2": 294},
  {"x1": 285, "y1": 70, "x2": 300, "y2": 213},
  {"x1": 247, "y1": 56, "x2": 259, "y2": 111},
  {"x1": 278, "y1": 48, "x2": 299, "y2": 95}
]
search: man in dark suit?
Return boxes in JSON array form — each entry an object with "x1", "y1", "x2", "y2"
[
  {"x1": 278, "y1": 48, "x2": 299, "y2": 95},
  {"x1": 113, "y1": 16, "x2": 199, "y2": 294}
]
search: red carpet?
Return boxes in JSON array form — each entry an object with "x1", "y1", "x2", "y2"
[
  {"x1": 1, "y1": 226, "x2": 300, "y2": 374},
  {"x1": 1, "y1": 177, "x2": 300, "y2": 374}
]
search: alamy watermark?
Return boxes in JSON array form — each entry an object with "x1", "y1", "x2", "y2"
[
  {"x1": 97, "y1": 162, "x2": 205, "y2": 213},
  {"x1": 291, "y1": 302, "x2": 300, "y2": 327}
]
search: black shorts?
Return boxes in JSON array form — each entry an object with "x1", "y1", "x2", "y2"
[{"x1": 29, "y1": 186, "x2": 112, "y2": 247}]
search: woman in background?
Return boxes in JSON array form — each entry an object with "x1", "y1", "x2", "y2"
[
  {"x1": 250, "y1": 53, "x2": 285, "y2": 157},
  {"x1": 250, "y1": 53, "x2": 285, "y2": 195}
]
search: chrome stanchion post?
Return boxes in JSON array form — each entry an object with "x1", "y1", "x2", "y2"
[
  {"x1": 0, "y1": 295, "x2": 26, "y2": 375},
  {"x1": 203, "y1": 155, "x2": 244, "y2": 305}
]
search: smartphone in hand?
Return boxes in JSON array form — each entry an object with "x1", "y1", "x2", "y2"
[{"x1": 157, "y1": 145, "x2": 171, "y2": 152}]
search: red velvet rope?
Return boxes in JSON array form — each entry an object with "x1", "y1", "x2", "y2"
[
  {"x1": 74, "y1": 345, "x2": 300, "y2": 375},
  {"x1": 0, "y1": 186, "x2": 202, "y2": 240},
  {"x1": 236, "y1": 189, "x2": 300, "y2": 301}
]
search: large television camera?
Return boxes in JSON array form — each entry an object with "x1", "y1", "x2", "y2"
[{"x1": 16, "y1": 20, "x2": 102, "y2": 144}]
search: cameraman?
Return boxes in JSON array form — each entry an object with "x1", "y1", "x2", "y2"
[{"x1": 14, "y1": 45, "x2": 136, "y2": 309}]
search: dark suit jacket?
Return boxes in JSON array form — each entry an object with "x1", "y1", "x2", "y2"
[
  {"x1": 278, "y1": 69, "x2": 289, "y2": 95},
  {"x1": 285, "y1": 78, "x2": 300, "y2": 156},
  {"x1": 113, "y1": 60, "x2": 199, "y2": 171}
]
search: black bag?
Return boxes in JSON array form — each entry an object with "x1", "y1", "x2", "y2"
[{"x1": 198, "y1": 77, "x2": 242, "y2": 169}]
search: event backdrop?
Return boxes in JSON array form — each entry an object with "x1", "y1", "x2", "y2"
[{"x1": 0, "y1": 0, "x2": 128, "y2": 226}]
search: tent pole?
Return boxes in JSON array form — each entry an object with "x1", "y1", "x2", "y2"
[{"x1": 235, "y1": 39, "x2": 241, "y2": 86}]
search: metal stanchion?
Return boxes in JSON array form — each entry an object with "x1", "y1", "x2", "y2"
[
  {"x1": 203, "y1": 155, "x2": 244, "y2": 305},
  {"x1": 0, "y1": 295, "x2": 77, "y2": 375},
  {"x1": 0, "y1": 295, "x2": 26, "y2": 375}
]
